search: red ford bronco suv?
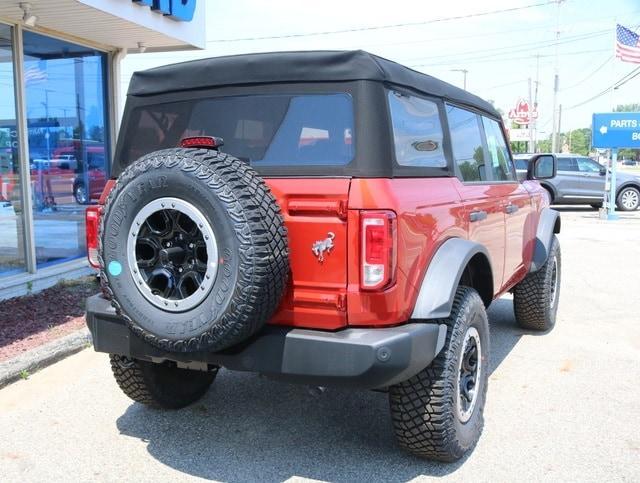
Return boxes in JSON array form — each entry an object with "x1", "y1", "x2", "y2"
[{"x1": 85, "y1": 51, "x2": 561, "y2": 462}]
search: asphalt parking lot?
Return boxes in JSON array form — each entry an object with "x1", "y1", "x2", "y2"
[{"x1": 1, "y1": 207, "x2": 639, "y2": 482}]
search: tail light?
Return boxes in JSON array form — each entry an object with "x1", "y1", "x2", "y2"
[
  {"x1": 180, "y1": 136, "x2": 224, "y2": 149},
  {"x1": 360, "y1": 211, "x2": 397, "y2": 290},
  {"x1": 86, "y1": 206, "x2": 101, "y2": 268}
]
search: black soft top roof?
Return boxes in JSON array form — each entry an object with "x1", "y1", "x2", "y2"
[{"x1": 127, "y1": 50, "x2": 500, "y2": 118}]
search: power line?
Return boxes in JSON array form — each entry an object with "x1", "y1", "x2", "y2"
[
  {"x1": 565, "y1": 65, "x2": 640, "y2": 110},
  {"x1": 206, "y1": 1, "x2": 559, "y2": 43},
  {"x1": 560, "y1": 55, "x2": 613, "y2": 91},
  {"x1": 409, "y1": 48, "x2": 611, "y2": 68},
  {"x1": 402, "y1": 29, "x2": 609, "y2": 65}
]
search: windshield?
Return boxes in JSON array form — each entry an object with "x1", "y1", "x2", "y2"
[{"x1": 121, "y1": 93, "x2": 355, "y2": 167}]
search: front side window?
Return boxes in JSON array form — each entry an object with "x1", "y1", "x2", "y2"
[
  {"x1": 388, "y1": 91, "x2": 445, "y2": 167},
  {"x1": 124, "y1": 93, "x2": 355, "y2": 167},
  {"x1": 446, "y1": 105, "x2": 486, "y2": 182},
  {"x1": 576, "y1": 157, "x2": 601, "y2": 173},
  {"x1": 481, "y1": 117, "x2": 516, "y2": 181}
]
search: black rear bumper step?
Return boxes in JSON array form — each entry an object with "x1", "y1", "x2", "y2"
[{"x1": 86, "y1": 294, "x2": 446, "y2": 389}]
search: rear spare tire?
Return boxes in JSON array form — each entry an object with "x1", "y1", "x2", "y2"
[{"x1": 100, "y1": 148, "x2": 289, "y2": 352}]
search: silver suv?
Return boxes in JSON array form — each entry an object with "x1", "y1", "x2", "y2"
[{"x1": 514, "y1": 153, "x2": 640, "y2": 211}]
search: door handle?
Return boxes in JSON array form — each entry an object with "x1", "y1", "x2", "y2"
[
  {"x1": 469, "y1": 210, "x2": 487, "y2": 222},
  {"x1": 505, "y1": 203, "x2": 519, "y2": 214}
]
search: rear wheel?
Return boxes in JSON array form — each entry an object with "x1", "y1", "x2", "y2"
[
  {"x1": 389, "y1": 287, "x2": 489, "y2": 462},
  {"x1": 617, "y1": 186, "x2": 640, "y2": 211},
  {"x1": 109, "y1": 354, "x2": 217, "y2": 409},
  {"x1": 74, "y1": 183, "x2": 88, "y2": 205}
]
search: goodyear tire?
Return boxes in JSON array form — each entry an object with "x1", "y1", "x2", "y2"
[
  {"x1": 110, "y1": 354, "x2": 216, "y2": 409},
  {"x1": 100, "y1": 148, "x2": 289, "y2": 353},
  {"x1": 389, "y1": 287, "x2": 490, "y2": 462},
  {"x1": 513, "y1": 235, "x2": 561, "y2": 331}
]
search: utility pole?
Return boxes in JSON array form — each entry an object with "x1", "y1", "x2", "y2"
[
  {"x1": 533, "y1": 54, "x2": 540, "y2": 152},
  {"x1": 557, "y1": 104, "x2": 563, "y2": 152},
  {"x1": 451, "y1": 69, "x2": 468, "y2": 90},
  {"x1": 528, "y1": 77, "x2": 534, "y2": 153},
  {"x1": 550, "y1": 0, "x2": 564, "y2": 153}
]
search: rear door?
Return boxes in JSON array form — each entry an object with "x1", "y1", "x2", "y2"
[{"x1": 446, "y1": 104, "x2": 506, "y2": 294}]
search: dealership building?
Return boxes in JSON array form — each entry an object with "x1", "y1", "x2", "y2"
[{"x1": 0, "y1": 0, "x2": 205, "y2": 298}]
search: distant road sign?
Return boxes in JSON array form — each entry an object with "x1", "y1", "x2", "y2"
[
  {"x1": 507, "y1": 129, "x2": 531, "y2": 142},
  {"x1": 592, "y1": 112, "x2": 640, "y2": 149}
]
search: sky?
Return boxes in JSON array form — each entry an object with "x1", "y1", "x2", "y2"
[{"x1": 119, "y1": 0, "x2": 640, "y2": 134}]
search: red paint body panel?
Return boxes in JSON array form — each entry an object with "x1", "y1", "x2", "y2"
[
  {"x1": 263, "y1": 176, "x2": 540, "y2": 330},
  {"x1": 346, "y1": 178, "x2": 467, "y2": 327},
  {"x1": 265, "y1": 179, "x2": 351, "y2": 330}
]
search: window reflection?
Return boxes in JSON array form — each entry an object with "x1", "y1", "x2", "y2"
[
  {"x1": 23, "y1": 31, "x2": 109, "y2": 268},
  {"x1": 0, "y1": 24, "x2": 26, "y2": 277}
]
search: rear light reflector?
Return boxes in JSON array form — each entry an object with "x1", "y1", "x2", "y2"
[
  {"x1": 361, "y1": 211, "x2": 397, "y2": 290},
  {"x1": 86, "y1": 206, "x2": 101, "y2": 268}
]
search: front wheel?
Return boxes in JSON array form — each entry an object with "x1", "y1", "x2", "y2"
[
  {"x1": 389, "y1": 286, "x2": 490, "y2": 462},
  {"x1": 513, "y1": 235, "x2": 561, "y2": 331},
  {"x1": 617, "y1": 186, "x2": 640, "y2": 211},
  {"x1": 109, "y1": 354, "x2": 217, "y2": 409}
]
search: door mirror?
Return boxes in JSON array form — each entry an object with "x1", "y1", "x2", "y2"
[
  {"x1": 527, "y1": 154, "x2": 556, "y2": 180},
  {"x1": 599, "y1": 166, "x2": 606, "y2": 176}
]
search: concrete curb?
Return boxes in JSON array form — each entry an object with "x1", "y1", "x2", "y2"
[{"x1": 0, "y1": 329, "x2": 92, "y2": 389}]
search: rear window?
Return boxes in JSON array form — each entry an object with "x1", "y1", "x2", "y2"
[{"x1": 122, "y1": 94, "x2": 355, "y2": 166}]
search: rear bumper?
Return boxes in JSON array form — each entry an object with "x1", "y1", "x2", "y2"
[{"x1": 86, "y1": 294, "x2": 447, "y2": 389}]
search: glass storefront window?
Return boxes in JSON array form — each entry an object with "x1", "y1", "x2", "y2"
[
  {"x1": 0, "y1": 24, "x2": 26, "y2": 277},
  {"x1": 23, "y1": 31, "x2": 109, "y2": 269}
]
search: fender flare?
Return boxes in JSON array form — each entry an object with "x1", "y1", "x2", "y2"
[
  {"x1": 410, "y1": 238, "x2": 492, "y2": 320},
  {"x1": 539, "y1": 181, "x2": 557, "y2": 203},
  {"x1": 530, "y1": 207, "x2": 561, "y2": 273}
]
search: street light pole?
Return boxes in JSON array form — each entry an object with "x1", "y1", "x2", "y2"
[{"x1": 550, "y1": 0, "x2": 564, "y2": 153}]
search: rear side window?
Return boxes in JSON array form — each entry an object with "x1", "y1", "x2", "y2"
[
  {"x1": 558, "y1": 157, "x2": 578, "y2": 171},
  {"x1": 122, "y1": 94, "x2": 355, "y2": 167},
  {"x1": 388, "y1": 91, "x2": 445, "y2": 167},
  {"x1": 514, "y1": 158, "x2": 528, "y2": 170},
  {"x1": 481, "y1": 117, "x2": 516, "y2": 181},
  {"x1": 446, "y1": 105, "x2": 486, "y2": 182}
]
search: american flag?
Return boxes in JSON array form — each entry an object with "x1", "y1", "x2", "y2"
[
  {"x1": 616, "y1": 24, "x2": 640, "y2": 64},
  {"x1": 24, "y1": 64, "x2": 47, "y2": 84}
]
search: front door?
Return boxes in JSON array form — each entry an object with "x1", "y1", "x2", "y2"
[
  {"x1": 480, "y1": 116, "x2": 532, "y2": 290},
  {"x1": 575, "y1": 156, "x2": 606, "y2": 201}
]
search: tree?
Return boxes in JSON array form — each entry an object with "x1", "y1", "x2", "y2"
[{"x1": 561, "y1": 128, "x2": 590, "y2": 156}]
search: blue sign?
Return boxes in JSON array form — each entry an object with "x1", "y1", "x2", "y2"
[
  {"x1": 133, "y1": 0, "x2": 196, "y2": 22},
  {"x1": 592, "y1": 112, "x2": 640, "y2": 149}
]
